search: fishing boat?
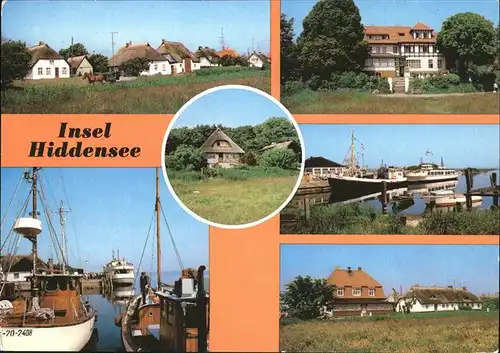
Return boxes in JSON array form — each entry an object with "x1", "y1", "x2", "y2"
[
  {"x1": 422, "y1": 190, "x2": 483, "y2": 207},
  {"x1": 119, "y1": 168, "x2": 209, "y2": 353},
  {"x1": 0, "y1": 168, "x2": 96, "y2": 351},
  {"x1": 103, "y1": 252, "x2": 135, "y2": 287},
  {"x1": 406, "y1": 157, "x2": 460, "y2": 183},
  {"x1": 328, "y1": 131, "x2": 407, "y2": 193}
]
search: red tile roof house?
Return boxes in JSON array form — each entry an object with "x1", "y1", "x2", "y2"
[
  {"x1": 324, "y1": 266, "x2": 394, "y2": 317},
  {"x1": 108, "y1": 42, "x2": 170, "y2": 76},
  {"x1": 156, "y1": 40, "x2": 201, "y2": 74},
  {"x1": 395, "y1": 285, "x2": 483, "y2": 313},
  {"x1": 363, "y1": 22, "x2": 446, "y2": 80},
  {"x1": 25, "y1": 42, "x2": 71, "y2": 80}
]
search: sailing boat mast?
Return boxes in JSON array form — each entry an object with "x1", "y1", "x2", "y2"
[
  {"x1": 30, "y1": 167, "x2": 40, "y2": 300},
  {"x1": 155, "y1": 168, "x2": 162, "y2": 291},
  {"x1": 350, "y1": 130, "x2": 355, "y2": 172},
  {"x1": 58, "y1": 201, "x2": 68, "y2": 274}
]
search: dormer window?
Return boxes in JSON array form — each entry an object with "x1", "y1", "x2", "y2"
[
  {"x1": 353, "y1": 288, "x2": 361, "y2": 296},
  {"x1": 398, "y1": 32, "x2": 405, "y2": 37},
  {"x1": 337, "y1": 288, "x2": 344, "y2": 296}
]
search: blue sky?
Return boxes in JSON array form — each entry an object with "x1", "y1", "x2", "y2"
[
  {"x1": 2, "y1": 1, "x2": 270, "y2": 57},
  {"x1": 283, "y1": 0, "x2": 499, "y2": 37},
  {"x1": 280, "y1": 245, "x2": 500, "y2": 295},
  {"x1": 173, "y1": 88, "x2": 289, "y2": 127},
  {"x1": 300, "y1": 124, "x2": 500, "y2": 169},
  {"x1": 0, "y1": 168, "x2": 208, "y2": 274}
]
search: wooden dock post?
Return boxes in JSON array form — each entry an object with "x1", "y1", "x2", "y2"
[
  {"x1": 491, "y1": 172, "x2": 499, "y2": 208},
  {"x1": 465, "y1": 168, "x2": 473, "y2": 211},
  {"x1": 304, "y1": 196, "x2": 311, "y2": 221},
  {"x1": 381, "y1": 181, "x2": 388, "y2": 214}
]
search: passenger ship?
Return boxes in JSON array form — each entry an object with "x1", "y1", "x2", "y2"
[{"x1": 405, "y1": 161, "x2": 460, "y2": 184}]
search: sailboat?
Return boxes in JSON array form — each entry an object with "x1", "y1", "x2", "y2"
[
  {"x1": 119, "y1": 168, "x2": 209, "y2": 352},
  {"x1": 328, "y1": 131, "x2": 407, "y2": 193},
  {"x1": 0, "y1": 168, "x2": 96, "y2": 351}
]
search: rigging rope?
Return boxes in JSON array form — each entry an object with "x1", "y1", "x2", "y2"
[
  {"x1": 130, "y1": 210, "x2": 156, "y2": 297},
  {"x1": 0, "y1": 168, "x2": 28, "y2": 231},
  {"x1": 0, "y1": 190, "x2": 32, "y2": 254},
  {"x1": 38, "y1": 189, "x2": 66, "y2": 267},
  {"x1": 160, "y1": 203, "x2": 184, "y2": 271}
]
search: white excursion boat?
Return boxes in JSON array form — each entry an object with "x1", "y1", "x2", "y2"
[
  {"x1": 328, "y1": 131, "x2": 407, "y2": 193},
  {"x1": 104, "y1": 252, "x2": 135, "y2": 287},
  {"x1": 406, "y1": 159, "x2": 460, "y2": 184},
  {"x1": 422, "y1": 190, "x2": 483, "y2": 207},
  {"x1": 0, "y1": 168, "x2": 96, "y2": 351}
]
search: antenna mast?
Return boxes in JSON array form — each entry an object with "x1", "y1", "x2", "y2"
[
  {"x1": 155, "y1": 168, "x2": 162, "y2": 291},
  {"x1": 111, "y1": 31, "x2": 118, "y2": 58},
  {"x1": 219, "y1": 27, "x2": 225, "y2": 50}
]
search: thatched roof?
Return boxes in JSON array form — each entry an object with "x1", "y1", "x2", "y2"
[
  {"x1": 401, "y1": 286, "x2": 481, "y2": 304},
  {"x1": 67, "y1": 55, "x2": 88, "y2": 69},
  {"x1": 194, "y1": 46, "x2": 220, "y2": 63},
  {"x1": 108, "y1": 42, "x2": 165, "y2": 67},
  {"x1": 1, "y1": 254, "x2": 48, "y2": 272},
  {"x1": 27, "y1": 41, "x2": 64, "y2": 67},
  {"x1": 260, "y1": 140, "x2": 300, "y2": 153},
  {"x1": 201, "y1": 128, "x2": 245, "y2": 154},
  {"x1": 156, "y1": 40, "x2": 200, "y2": 63}
]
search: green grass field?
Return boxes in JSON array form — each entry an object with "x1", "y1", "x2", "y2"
[
  {"x1": 281, "y1": 89, "x2": 500, "y2": 114},
  {"x1": 280, "y1": 311, "x2": 499, "y2": 353},
  {"x1": 167, "y1": 167, "x2": 299, "y2": 225},
  {"x1": 1, "y1": 67, "x2": 270, "y2": 114}
]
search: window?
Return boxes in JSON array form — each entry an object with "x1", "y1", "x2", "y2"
[
  {"x1": 422, "y1": 46, "x2": 429, "y2": 53},
  {"x1": 62, "y1": 67, "x2": 67, "y2": 75},
  {"x1": 428, "y1": 59, "x2": 434, "y2": 69},
  {"x1": 407, "y1": 60, "x2": 421, "y2": 68},
  {"x1": 162, "y1": 64, "x2": 167, "y2": 71},
  {"x1": 49, "y1": 60, "x2": 54, "y2": 65},
  {"x1": 425, "y1": 305, "x2": 429, "y2": 309},
  {"x1": 437, "y1": 59, "x2": 443, "y2": 69},
  {"x1": 381, "y1": 46, "x2": 387, "y2": 54},
  {"x1": 393, "y1": 46, "x2": 398, "y2": 54},
  {"x1": 38, "y1": 67, "x2": 43, "y2": 75},
  {"x1": 154, "y1": 64, "x2": 158, "y2": 70},
  {"x1": 337, "y1": 288, "x2": 344, "y2": 296},
  {"x1": 13, "y1": 273, "x2": 19, "y2": 279},
  {"x1": 46, "y1": 67, "x2": 52, "y2": 75},
  {"x1": 368, "y1": 288, "x2": 375, "y2": 296},
  {"x1": 365, "y1": 58, "x2": 373, "y2": 67},
  {"x1": 353, "y1": 288, "x2": 361, "y2": 296}
]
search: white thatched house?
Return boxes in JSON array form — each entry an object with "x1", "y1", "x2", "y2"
[
  {"x1": 108, "y1": 41, "x2": 170, "y2": 76},
  {"x1": 156, "y1": 40, "x2": 201, "y2": 74},
  {"x1": 201, "y1": 128, "x2": 245, "y2": 168},
  {"x1": 25, "y1": 41, "x2": 71, "y2": 80}
]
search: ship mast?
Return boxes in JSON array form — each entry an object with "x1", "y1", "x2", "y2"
[
  {"x1": 29, "y1": 167, "x2": 40, "y2": 300},
  {"x1": 349, "y1": 130, "x2": 356, "y2": 173},
  {"x1": 58, "y1": 201, "x2": 68, "y2": 274},
  {"x1": 155, "y1": 168, "x2": 162, "y2": 291}
]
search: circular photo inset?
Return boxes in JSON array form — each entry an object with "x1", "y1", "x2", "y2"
[{"x1": 161, "y1": 85, "x2": 305, "y2": 229}]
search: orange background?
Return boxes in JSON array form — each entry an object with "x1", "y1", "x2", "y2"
[{"x1": 1, "y1": 0, "x2": 500, "y2": 352}]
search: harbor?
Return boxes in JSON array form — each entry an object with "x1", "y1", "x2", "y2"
[{"x1": 0, "y1": 167, "x2": 210, "y2": 352}]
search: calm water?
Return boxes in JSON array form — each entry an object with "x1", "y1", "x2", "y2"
[
  {"x1": 294, "y1": 171, "x2": 499, "y2": 216},
  {"x1": 82, "y1": 272, "x2": 210, "y2": 352}
]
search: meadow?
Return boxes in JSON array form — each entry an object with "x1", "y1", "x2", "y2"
[
  {"x1": 167, "y1": 167, "x2": 299, "y2": 225},
  {"x1": 280, "y1": 311, "x2": 499, "y2": 353},
  {"x1": 0, "y1": 67, "x2": 270, "y2": 114},
  {"x1": 281, "y1": 89, "x2": 500, "y2": 114},
  {"x1": 280, "y1": 203, "x2": 500, "y2": 235}
]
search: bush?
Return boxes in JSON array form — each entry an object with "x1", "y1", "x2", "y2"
[
  {"x1": 303, "y1": 71, "x2": 390, "y2": 93},
  {"x1": 119, "y1": 57, "x2": 150, "y2": 76},
  {"x1": 421, "y1": 209, "x2": 499, "y2": 235},
  {"x1": 283, "y1": 80, "x2": 307, "y2": 95},
  {"x1": 258, "y1": 148, "x2": 298, "y2": 169},
  {"x1": 409, "y1": 73, "x2": 477, "y2": 94},
  {"x1": 165, "y1": 145, "x2": 207, "y2": 171},
  {"x1": 240, "y1": 152, "x2": 257, "y2": 166}
]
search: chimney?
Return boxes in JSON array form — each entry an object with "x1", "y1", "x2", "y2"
[
  {"x1": 39, "y1": 41, "x2": 45, "y2": 46},
  {"x1": 198, "y1": 46, "x2": 202, "y2": 50},
  {"x1": 347, "y1": 267, "x2": 352, "y2": 276},
  {"x1": 126, "y1": 42, "x2": 130, "y2": 48},
  {"x1": 462, "y1": 286, "x2": 467, "y2": 292},
  {"x1": 447, "y1": 285, "x2": 453, "y2": 289},
  {"x1": 47, "y1": 258, "x2": 53, "y2": 270},
  {"x1": 357, "y1": 267, "x2": 362, "y2": 271},
  {"x1": 334, "y1": 266, "x2": 340, "y2": 269}
]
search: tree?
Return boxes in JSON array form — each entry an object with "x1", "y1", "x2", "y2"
[
  {"x1": 165, "y1": 145, "x2": 207, "y2": 171},
  {"x1": 59, "y1": 43, "x2": 88, "y2": 60},
  {"x1": 219, "y1": 55, "x2": 236, "y2": 66},
  {"x1": 253, "y1": 117, "x2": 299, "y2": 149},
  {"x1": 1, "y1": 40, "x2": 31, "y2": 86},
  {"x1": 259, "y1": 148, "x2": 298, "y2": 169},
  {"x1": 296, "y1": 0, "x2": 369, "y2": 81},
  {"x1": 281, "y1": 13, "x2": 300, "y2": 84},
  {"x1": 240, "y1": 152, "x2": 257, "y2": 166},
  {"x1": 437, "y1": 12, "x2": 497, "y2": 71},
  {"x1": 88, "y1": 53, "x2": 109, "y2": 73},
  {"x1": 119, "y1": 57, "x2": 149, "y2": 76},
  {"x1": 280, "y1": 275, "x2": 335, "y2": 320}
]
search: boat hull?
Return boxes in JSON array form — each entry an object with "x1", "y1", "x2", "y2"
[
  {"x1": 112, "y1": 273, "x2": 135, "y2": 285},
  {"x1": 423, "y1": 195, "x2": 482, "y2": 207},
  {"x1": 407, "y1": 174, "x2": 459, "y2": 184},
  {"x1": 0, "y1": 314, "x2": 95, "y2": 352},
  {"x1": 328, "y1": 175, "x2": 408, "y2": 195}
]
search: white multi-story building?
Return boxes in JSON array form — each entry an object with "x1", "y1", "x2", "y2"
[{"x1": 364, "y1": 22, "x2": 446, "y2": 78}]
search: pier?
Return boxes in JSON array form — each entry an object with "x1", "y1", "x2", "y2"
[{"x1": 464, "y1": 169, "x2": 500, "y2": 210}]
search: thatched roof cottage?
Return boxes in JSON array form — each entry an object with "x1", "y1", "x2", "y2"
[
  {"x1": 201, "y1": 128, "x2": 245, "y2": 168},
  {"x1": 25, "y1": 41, "x2": 70, "y2": 80},
  {"x1": 156, "y1": 40, "x2": 201, "y2": 74},
  {"x1": 67, "y1": 55, "x2": 93, "y2": 76},
  {"x1": 194, "y1": 46, "x2": 220, "y2": 68},
  {"x1": 108, "y1": 41, "x2": 170, "y2": 76}
]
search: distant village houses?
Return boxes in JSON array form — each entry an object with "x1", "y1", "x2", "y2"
[
  {"x1": 395, "y1": 285, "x2": 483, "y2": 313},
  {"x1": 248, "y1": 52, "x2": 269, "y2": 69},
  {"x1": 25, "y1": 41, "x2": 70, "y2": 80},
  {"x1": 156, "y1": 40, "x2": 201, "y2": 74},
  {"x1": 195, "y1": 46, "x2": 220, "y2": 68},
  {"x1": 201, "y1": 128, "x2": 245, "y2": 168},
  {"x1": 67, "y1": 55, "x2": 93, "y2": 76},
  {"x1": 108, "y1": 42, "x2": 169, "y2": 76},
  {"x1": 304, "y1": 156, "x2": 345, "y2": 177}
]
